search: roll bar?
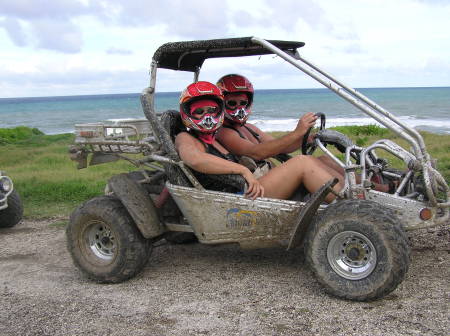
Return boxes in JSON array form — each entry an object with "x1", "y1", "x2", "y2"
[
  {"x1": 250, "y1": 37, "x2": 439, "y2": 205},
  {"x1": 142, "y1": 36, "x2": 448, "y2": 205}
]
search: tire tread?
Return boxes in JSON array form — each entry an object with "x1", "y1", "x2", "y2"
[
  {"x1": 305, "y1": 200, "x2": 410, "y2": 301},
  {"x1": 66, "y1": 196, "x2": 151, "y2": 283}
]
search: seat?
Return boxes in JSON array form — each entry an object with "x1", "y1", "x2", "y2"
[{"x1": 159, "y1": 110, "x2": 246, "y2": 193}]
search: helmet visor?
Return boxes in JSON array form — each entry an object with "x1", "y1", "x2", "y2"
[
  {"x1": 225, "y1": 99, "x2": 249, "y2": 110},
  {"x1": 190, "y1": 106, "x2": 221, "y2": 120}
]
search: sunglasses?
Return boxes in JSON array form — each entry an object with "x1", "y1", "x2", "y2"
[
  {"x1": 190, "y1": 106, "x2": 220, "y2": 119},
  {"x1": 225, "y1": 99, "x2": 248, "y2": 109}
]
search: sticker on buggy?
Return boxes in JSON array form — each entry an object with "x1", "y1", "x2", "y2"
[{"x1": 226, "y1": 208, "x2": 256, "y2": 229}]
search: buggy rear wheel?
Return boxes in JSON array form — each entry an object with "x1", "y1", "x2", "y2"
[
  {"x1": 305, "y1": 200, "x2": 410, "y2": 301},
  {"x1": 66, "y1": 196, "x2": 151, "y2": 283}
]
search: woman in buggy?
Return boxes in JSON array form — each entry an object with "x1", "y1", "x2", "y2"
[{"x1": 175, "y1": 81, "x2": 345, "y2": 202}]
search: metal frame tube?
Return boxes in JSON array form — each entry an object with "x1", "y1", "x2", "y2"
[
  {"x1": 141, "y1": 60, "x2": 204, "y2": 190},
  {"x1": 141, "y1": 66, "x2": 178, "y2": 158},
  {"x1": 148, "y1": 60, "x2": 157, "y2": 95},
  {"x1": 251, "y1": 37, "x2": 423, "y2": 159},
  {"x1": 251, "y1": 36, "x2": 440, "y2": 205},
  {"x1": 293, "y1": 53, "x2": 429, "y2": 158},
  {"x1": 394, "y1": 171, "x2": 413, "y2": 196},
  {"x1": 361, "y1": 144, "x2": 408, "y2": 181},
  {"x1": 194, "y1": 68, "x2": 200, "y2": 82},
  {"x1": 316, "y1": 140, "x2": 346, "y2": 168}
]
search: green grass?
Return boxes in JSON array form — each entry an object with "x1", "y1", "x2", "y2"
[
  {"x1": 48, "y1": 220, "x2": 69, "y2": 228},
  {"x1": 332, "y1": 125, "x2": 390, "y2": 147},
  {"x1": 0, "y1": 127, "x2": 137, "y2": 218},
  {"x1": 1, "y1": 125, "x2": 449, "y2": 219}
]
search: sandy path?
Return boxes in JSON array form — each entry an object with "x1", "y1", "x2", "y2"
[{"x1": 0, "y1": 218, "x2": 448, "y2": 336}]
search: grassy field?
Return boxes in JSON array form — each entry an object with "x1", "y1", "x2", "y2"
[
  {"x1": 1, "y1": 126, "x2": 449, "y2": 219},
  {"x1": 0, "y1": 128, "x2": 135, "y2": 218}
]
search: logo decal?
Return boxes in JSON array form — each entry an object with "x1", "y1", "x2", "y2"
[{"x1": 226, "y1": 208, "x2": 256, "y2": 229}]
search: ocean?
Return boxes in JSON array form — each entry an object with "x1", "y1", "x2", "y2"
[{"x1": 1, "y1": 87, "x2": 450, "y2": 135}]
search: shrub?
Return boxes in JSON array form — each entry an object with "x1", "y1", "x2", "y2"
[
  {"x1": 331, "y1": 124, "x2": 389, "y2": 137},
  {"x1": 0, "y1": 126, "x2": 45, "y2": 145}
]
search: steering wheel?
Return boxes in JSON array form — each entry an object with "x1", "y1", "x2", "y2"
[{"x1": 302, "y1": 113, "x2": 326, "y2": 155}]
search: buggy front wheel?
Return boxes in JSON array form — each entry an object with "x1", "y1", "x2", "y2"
[
  {"x1": 305, "y1": 200, "x2": 410, "y2": 301},
  {"x1": 66, "y1": 196, "x2": 151, "y2": 283}
]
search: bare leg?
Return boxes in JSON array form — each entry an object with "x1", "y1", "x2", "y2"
[
  {"x1": 316, "y1": 154, "x2": 390, "y2": 193},
  {"x1": 317, "y1": 155, "x2": 345, "y2": 175},
  {"x1": 258, "y1": 155, "x2": 343, "y2": 203}
]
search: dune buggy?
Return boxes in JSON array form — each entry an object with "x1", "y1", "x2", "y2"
[
  {"x1": 67, "y1": 37, "x2": 449, "y2": 301},
  {"x1": 0, "y1": 170, "x2": 23, "y2": 228}
]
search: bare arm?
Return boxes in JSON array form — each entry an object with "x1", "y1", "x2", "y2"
[
  {"x1": 217, "y1": 112, "x2": 318, "y2": 161},
  {"x1": 245, "y1": 124, "x2": 304, "y2": 155},
  {"x1": 175, "y1": 132, "x2": 264, "y2": 198}
]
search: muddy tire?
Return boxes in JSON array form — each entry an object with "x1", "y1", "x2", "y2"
[
  {"x1": 66, "y1": 196, "x2": 151, "y2": 283},
  {"x1": 0, "y1": 190, "x2": 23, "y2": 228},
  {"x1": 305, "y1": 200, "x2": 410, "y2": 301}
]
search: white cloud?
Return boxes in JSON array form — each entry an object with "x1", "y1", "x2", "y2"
[
  {"x1": 106, "y1": 47, "x2": 133, "y2": 55},
  {"x1": 97, "y1": 0, "x2": 229, "y2": 38},
  {"x1": 0, "y1": 0, "x2": 89, "y2": 20},
  {"x1": 0, "y1": 0, "x2": 449, "y2": 97},
  {"x1": 32, "y1": 19, "x2": 83, "y2": 53},
  {"x1": 0, "y1": 17, "x2": 27, "y2": 46},
  {"x1": 0, "y1": 0, "x2": 88, "y2": 52}
]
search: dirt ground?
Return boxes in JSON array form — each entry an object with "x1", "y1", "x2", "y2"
[{"x1": 0, "y1": 218, "x2": 448, "y2": 336}]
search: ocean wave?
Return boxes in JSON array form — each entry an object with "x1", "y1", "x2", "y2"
[
  {"x1": 43, "y1": 116, "x2": 450, "y2": 135},
  {"x1": 249, "y1": 116, "x2": 450, "y2": 133}
]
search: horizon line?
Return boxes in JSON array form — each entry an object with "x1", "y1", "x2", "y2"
[{"x1": 1, "y1": 85, "x2": 449, "y2": 100}]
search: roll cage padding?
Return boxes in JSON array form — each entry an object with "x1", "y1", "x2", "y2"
[
  {"x1": 153, "y1": 37, "x2": 305, "y2": 71},
  {"x1": 315, "y1": 129, "x2": 354, "y2": 153}
]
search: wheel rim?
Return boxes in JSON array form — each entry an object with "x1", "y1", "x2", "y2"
[
  {"x1": 327, "y1": 231, "x2": 377, "y2": 280},
  {"x1": 84, "y1": 220, "x2": 116, "y2": 261}
]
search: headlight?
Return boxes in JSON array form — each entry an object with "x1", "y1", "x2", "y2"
[{"x1": 0, "y1": 176, "x2": 12, "y2": 192}]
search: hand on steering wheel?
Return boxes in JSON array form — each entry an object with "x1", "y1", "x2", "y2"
[{"x1": 302, "y1": 113, "x2": 326, "y2": 155}]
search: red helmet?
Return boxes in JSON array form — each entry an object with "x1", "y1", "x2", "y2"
[
  {"x1": 179, "y1": 81, "x2": 224, "y2": 134},
  {"x1": 216, "y1": 74, "x2": 254, "y2": 125}
]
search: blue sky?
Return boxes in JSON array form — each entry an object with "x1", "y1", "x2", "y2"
[{"x1": 0, "y1": 0, "x2": 449, "y2": 98}]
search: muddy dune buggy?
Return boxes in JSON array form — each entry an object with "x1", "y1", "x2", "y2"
[
  {"x1": 0, "y1": 171, "x2": 23, "y2": 228},
  {"x1": 67, "y1": 37, "x2": 449, "y2": 301}
]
